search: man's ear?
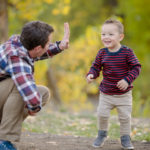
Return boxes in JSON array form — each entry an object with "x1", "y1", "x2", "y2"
[
  {"x1": 34, "y1": 45, "x2": 42, "y2": 53},
  {"x1": 120, "y1": 34, "x2": 124, "y2": 41},
  {"x1": 28, "y1": 45, "x2": 42, "y2": 58}
]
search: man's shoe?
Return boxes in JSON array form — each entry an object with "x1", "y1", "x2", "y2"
[
  {"x1": 0, "y1": 140, "x2": 17, "y2": 150},
  {"x1": 121, "y1": 135, "x2": 134, "y2": 150},
  {"x1": 92, "y1": 130, "x2": 107, "y2": 148}
]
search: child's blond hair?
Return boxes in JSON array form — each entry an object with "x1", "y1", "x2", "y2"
[{"x1": 103, "y1": 19, "x2": 124, "y2": 34}]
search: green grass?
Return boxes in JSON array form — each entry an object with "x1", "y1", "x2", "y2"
[{"x1": 22, "y1": 108, "x2": 150, "y2": 141}]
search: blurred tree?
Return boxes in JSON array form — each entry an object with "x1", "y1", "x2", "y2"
[
  {"x1": 0, "y1": 0, "x2": 8, "y2": 43},
  {"x1": 1, "y1": 0, "x2": 149, "y2": 115},
  {"x1": 116, "y1": 0, "x2": 150, "y2": 116},
  {"x1": 40, "y1": 0, "x2": 119, "y2": 40},
  {"x1": 50, "y1": 26, "x2": 102, "y2": 111},
  {"x1": 0, "y1": 0, "x2": 62, "y2": 104}
]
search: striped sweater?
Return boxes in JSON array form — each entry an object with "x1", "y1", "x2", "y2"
[{"x1": 88, "y1": 45, "x2": 141, "y2": 95}]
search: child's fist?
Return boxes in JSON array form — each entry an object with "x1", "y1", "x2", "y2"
[{"x1": 86, "y1": 74, "x2": 94, "y2": 83}]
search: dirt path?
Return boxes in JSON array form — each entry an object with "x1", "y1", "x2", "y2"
[{"x1": 16, "y1": 132, "x2": 150, "y2": 150}]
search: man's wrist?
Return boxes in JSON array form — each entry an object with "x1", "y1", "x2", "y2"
[
  {"x1": 27, "y1": 104, "x2": 41, "y2": 113},
  {"x1": 56, "y1": 41, "x2": 63, "y2": 51}
]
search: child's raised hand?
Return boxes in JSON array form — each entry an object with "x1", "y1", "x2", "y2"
[
  {"x1": 86, "y1": 74, "x2": 94, "y2": 83},
  {"x1": 117, "y1": 79, "x2": 129, "y2": 91}
]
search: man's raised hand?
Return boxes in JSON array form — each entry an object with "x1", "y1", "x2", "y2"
[{"x1": 59, "y1": 22, "x2": 70, "y2": 50}]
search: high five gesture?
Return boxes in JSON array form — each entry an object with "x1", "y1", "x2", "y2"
[{"x1": 59, "y1": 22, "x2": 70, "y2": 50}]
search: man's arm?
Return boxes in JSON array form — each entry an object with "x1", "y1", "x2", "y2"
[
  {"x1": 7, "y1": 56, "x2": 42, "y2": 113},
  {"x1": 36, "y1": 22, "x2": 70, "y2": 60}
]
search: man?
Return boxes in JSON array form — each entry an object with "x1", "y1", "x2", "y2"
[{"x1": 0, "y1": 21, "x2": 70, "y2": 150}]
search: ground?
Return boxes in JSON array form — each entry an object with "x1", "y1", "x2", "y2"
[
  {"x1": 16, "y1": 132, "x2": 150, "y2": 150},
  {"x1": 14, "y1": 102, "x2": 150, "y2": 150}
]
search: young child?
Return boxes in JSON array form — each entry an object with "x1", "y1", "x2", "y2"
[{"x1": 86, "y1": 19, "x2": 141, "y2": 150}]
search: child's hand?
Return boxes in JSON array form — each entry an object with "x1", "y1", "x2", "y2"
[
  {"x1": 117, "y1": 79, "x2": 129, "y2": 91},
  {"x1": 86, "y1": 74, "x2": 94, "y2": 83}
]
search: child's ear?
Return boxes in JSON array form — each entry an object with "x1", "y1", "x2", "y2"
[{"x1": 120, "y1": 34, "x2": 124, "y2": 41}]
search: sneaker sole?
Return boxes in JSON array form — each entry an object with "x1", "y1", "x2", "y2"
[
  {"x1": 121, "y1": 145, "x2": 134, "y2": 150},
  {"x1": 92, "y1": 137, "x2": 107, "y2": 148}
]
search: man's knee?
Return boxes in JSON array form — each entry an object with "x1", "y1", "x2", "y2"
[
  {"x1": 37, "y1": 85, "x2": 51, "y2": 106},
  {"x1": 43, "y1": 86, "x2": 51, "y2": 103}
]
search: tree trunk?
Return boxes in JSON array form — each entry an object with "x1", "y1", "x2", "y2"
[
  {"x1": 0, "y1": 0, "x2": 8, "y2": 43},
  {"x1": 47, "y1": 67, "x2": 61, "y2": 105}
]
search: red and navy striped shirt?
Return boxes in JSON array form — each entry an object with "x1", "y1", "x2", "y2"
[{"x1": 88, "y1": 45, "x2": 141, "y2": 95}]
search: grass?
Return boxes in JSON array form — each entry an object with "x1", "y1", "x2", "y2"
[{"x1": 22, "y1": 105, "x2": 150, "y2": 141}]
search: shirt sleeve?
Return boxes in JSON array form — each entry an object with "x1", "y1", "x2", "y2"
[
  {"x1": 35, "y1": 42, "x2": 62, "y2": 61},
  {"x1": 6, "y1": 56, "x2": 42, "y2": 110},
  {"x1": 124, "y1": 50, "x2": 141, "y2": 85},
  {"x1": 87, "y1": 50, "x2": 103, "y2": 79}
]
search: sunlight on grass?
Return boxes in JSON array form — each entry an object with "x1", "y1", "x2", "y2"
[{"x1": 22, "y1": 108, "x2": 150, "y2": 141}]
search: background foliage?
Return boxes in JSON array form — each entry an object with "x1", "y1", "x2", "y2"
[{"x1": 3, "y1": 0, "x2": 150, "y2": 117}]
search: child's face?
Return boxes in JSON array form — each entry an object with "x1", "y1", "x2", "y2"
[{"x1": 101, "y1": 24, "x2": 124, "y2": 50}]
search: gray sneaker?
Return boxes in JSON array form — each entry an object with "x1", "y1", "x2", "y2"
[
  {"x1": 121, "y1": 135, "x2": 134, "y2": 150},
  {"x1": 93, "y1": 130, "x2": 107, "y2": 148}
]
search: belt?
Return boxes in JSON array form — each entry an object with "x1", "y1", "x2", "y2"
[{"x1": 0, "y1": 75, "x2": 11, "y2": 82}]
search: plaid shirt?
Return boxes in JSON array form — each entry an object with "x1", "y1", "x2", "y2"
[{"x1": 0, "y1": 35, "x2": 62, "y2": 111}]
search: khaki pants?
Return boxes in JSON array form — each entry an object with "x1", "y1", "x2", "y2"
[
  {"x1": 0, "y1": 78, "x2": 50, "y2": 142},
  {"x1": 97, "y1": 91, "x2": 132, "y2": 136}
]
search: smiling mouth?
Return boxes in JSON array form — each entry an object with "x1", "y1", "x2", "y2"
[{"x1": 104, "y1": 41, "x2": 111, "y2": 44}]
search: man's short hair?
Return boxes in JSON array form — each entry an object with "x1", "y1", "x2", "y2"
[
  {"x1": 20, "y1": 21, "x2": 54, "y2": 50},
  {"x1": 103, "y1": 19, "x2": 124, "y2": 34}
]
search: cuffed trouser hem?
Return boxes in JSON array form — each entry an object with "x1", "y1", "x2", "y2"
[
  {"x1": 0, "y1": 135, "x2": 20, "y2": 142},
  {"x1": 119, "y1": 118, "x2": 131, "y2": 136}
]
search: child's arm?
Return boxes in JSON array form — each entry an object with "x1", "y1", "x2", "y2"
[
  {"x1": 87, "y1": 50, "x2": 103, "y2": 79},
  {"x1": 124, "y1": 49, "x2": 141, "y2": 85},
  {"x1": 86, "y1": 74, "x2": 94, "y2": 83},
  {"x1": 117, "y1": 49, "x2": 141, "y2": 91}
]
